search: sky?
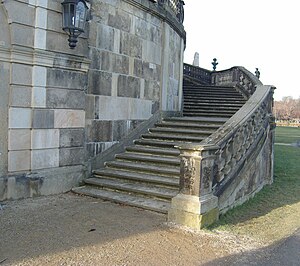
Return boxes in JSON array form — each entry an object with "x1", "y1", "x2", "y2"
[{"x1": 183, "y1": 0, "x2": 300, "y2": 101}]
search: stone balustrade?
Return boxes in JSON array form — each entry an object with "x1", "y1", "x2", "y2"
[
  {"x1": 169, "y1": 65, "x2": 276, "y2": 229},
  {"x1": 183, "y1": 63, "x2": 211, "y2": 85}
]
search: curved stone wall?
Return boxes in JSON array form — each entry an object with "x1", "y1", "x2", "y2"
[{"x1": 0, "y1": 0, "x2": 185, "y2": 200}]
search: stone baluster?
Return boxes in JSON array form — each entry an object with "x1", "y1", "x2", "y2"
[{"x1": 168, "y1": 144, "x2": 219, "y2": 229}]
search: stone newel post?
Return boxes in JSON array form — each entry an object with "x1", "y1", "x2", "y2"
[{"x1": 168, "y1": 144, "x2": 219, "y2": 229}]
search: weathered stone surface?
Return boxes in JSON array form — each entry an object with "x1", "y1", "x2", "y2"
[
  {"x1": 59, "y1": 147, "x2": 85, "y2": 166},
  {"x1": 120, "y1": 32, "x2": 142, "y2": 58},
  {"x1": 33, "y1": 66, "x2": 47, "y2": 87},
  {"x1": 100, "y1": 50, "x2": 129, "y2": 75},
  {"x1": 54, "y1": 110, "x2": 85, "y2": 128},
  {"x1": 32, "y1": 87, "x2": 46, "y2": 108},
  {"x1": 11, "y1": 64, "x2": 32, "y2": 86},
  {"x1": 32, "y1": 109, "x2": 54, "y2": 129},
  {"x1": 59, "y1": 129, "x2": 84, "y2": 148},
  {"x1": 8, "y1": 150, "x2": 31, "y2": 172},
  {"x1": 108, "y1": 10, "x2": 131, "y2": 32},
  {"x1": 117, "y1": 75, "x2": 140, "y2": 98},
  {"x1": 144, "y1": 80, "x2": 160, "y2": 101},
  {"x1": 9, "y1": 108, "x2": 32, "y2": 129},
  {"x1": 31, "y1": 149, "x2": 59, "y2": 170},
  {"x1": 88, "y1": 70, "x2": 112, "y2": 96},
  {"x1": 96, "y1": 24, "x2": 115, "y2": 51},
  {"x1": 31, "y1": 129, "x2": 59, "y2": 149},
  {"x1": 86, "y1": 141, "x2": 117, "y2": 158},
  {"x1": 112, "y1": 120, "x2": 142, "y2": 141},
  {"x1": 94, "y1": 96, "x2": 152, "y2": 121},
  {"x1": 134, "y1": 59, "x2": 161, "y2": 81},
  {"x1": 10, "y1": 23, "x2": 34, "y2": 47},
  {"x1": 85, "y1": 95, "x2": 95, "y2": 120},
  {"x1": 142, "y1": 40, "x2": 161, "y2": 65},
  {"x1": 87, "y1": 120, "x2": 113, "y2": 142},
  {"x1": 9, "y1": 129, "x2": 31, "y2": 150},
  {"x1": 47, "y1": 68, "x2": 88, "y2": 90},
  {"x1": 46, "y1": 88, "x2": 85, "y2": 109},
  {"x1": 10, "y1": 86, "x2": 31, "y2": 107}
]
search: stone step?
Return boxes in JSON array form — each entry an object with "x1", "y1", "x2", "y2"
[
  {"x1": 163, "y1": 116, "x2": 228, "y2": 124},
  {"x1": 72, "y1": 186, "x2": 171, "y2": 214},
  {"x1": 183, "y1": 100, "x2": 245, "y2": 107},
  {"x1": 183, "y1": 89, "x2": 238, "y2": 94},
  {"x1": 115, "y1": 153, "x2": 180, "y2": 166},
  {"x1": 149, "y1": 127, "x2": 213, "y2": 136},
  {"x1": 126, "y1": 145, "x2": 179, "y2": 157},
  {"x1": 155, "y1": 122, "x2": 220, "y2": 131},
  {"x1": 141, "y1": 133, "x2": 206, "y2": 142},
  {"x1": 183, "y1": 91, "x2": 243, "y2": 98},
  {"x1": 183, "y1": 97, "x2": 246, "y2": 104},
  {"x1": 183, "y1": 112, "x2": 233, "y2": 118},
  {"x1": 184, "y1": 95, "x2": 244, "y2": 100},
  {"x1": 134, "y1": 139, "x2": 188, "y2": 148},
  {"x1": 85, "y1": 178, "x2": 178, "y2": 199},
  {"x1": 183, "y1": 108, "x2": 237, "y2": 114},
  {"x1": 93, "y1": 168, "x2": 179, "y2": 187},
  {"x1": 183, "y1": 105, "x2": 240, "y2": 111},
  {"x1": 105, "y1": 160, "x2": 180, "y2": 176}
]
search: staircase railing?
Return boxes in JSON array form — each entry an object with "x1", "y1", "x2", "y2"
[
  {"x1": 183, "y1": 63, "x2": 211, "y2": 85},
  {"x1": 168, "y1": 65, "x2": 276, "y2": 229},
  {"x1": 157, "y1": 0, "x2": 185, "y2": 23}
]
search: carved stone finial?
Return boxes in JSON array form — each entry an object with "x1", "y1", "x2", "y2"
[
  {"x1": 255, "y1": 68, "x2": 260, "y2": 79},
  {"x1": 212, "y1": 58, "x2": 218, "y2": 71}
]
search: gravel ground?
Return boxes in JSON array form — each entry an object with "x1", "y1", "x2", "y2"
[{"x1": 0, "y1": 193, "x2": 263, "y2": 266}]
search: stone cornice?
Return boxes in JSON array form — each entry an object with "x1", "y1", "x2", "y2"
[{"x1": 0, "y1": 45, "x2": 90, "y2": 73}]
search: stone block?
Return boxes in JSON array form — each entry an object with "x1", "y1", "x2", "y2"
[
  {"x1": 34, "y1": 28, "x2": 47, "y2": 49},
  {"x1": 54, "y1": 109, "x2": 85, "y2": 128},
  {"x1": 31, "y1": 129, "x2": 59, "y2": 149},
  {"x1": 31, "y1": 149, "x2": 59, "y2": 170},
  {"x1": 88, "y1": 70, "x2": 112, "y2": 96},
  {"x1": 47, "y1": 68, "x2": 88, "y2": 90},
  {"x1": 32, "y1": 109, "x2": 54, "y2": 129},
  {"x1": 33, "y1": 66, "x2": 47, "y2": 87},
  {"x1": 120, "y1": 32, "x2": 142, "y2": 58},
  {"x1": 108, "y1": 10, "x2": 131, "y2": 32},
  {"x1": 46, "y1": 88, "x2": 85, "y2": 109},
  {"x1": 36, "y1": 7, "x2": 48, "y2": 29},
  {"x1": 100, "y1": 50, "x2": 129, "y2": 75},
  {"x1": 95, "y1": 96, "x2": 152, "y2": 121},
  {"x1": 9, "y1": 129, "x2": 31, "y2": 150},
  {"x1": 96, "y1": 24, "x2": 115, "y2": 51},
  {"x1": 85, "y1": 95, "x2": 95, "y2": 119},
  {"x1": 11, "y1": 63, "x2": 32, "y2": 86},
  {"x1": 87, "y1": 120, "x2": 113, "y2": 142},
  {"x1": 112, "y1": 120, "x2": 141, "y2": 141},
  {"x1": 134, "y1": 17, "x2": 148, "y2": 40},
  {"x1": 47, "y1": 9, "x2": 62, "y2": 32},
  {"x1": 117, "y1": 75, "x2": 140, "y2": 98},
  {"x1": 144, "y1": 80, "x2": 160, "y2": 101},
  {"x1": 5, "y1": 1, "x2": 35, "y2": 26},
  {"x1": 142, "y1": 40, "x2": 161, "y2": 65},
  {"x1": 10, "y1": 23, "x2": 34, "y2": 47},
  {"x1": 9, "y1": 108, "x2": 32, "y2": 129},
  {"x1": 59, "y1": 129, "x2": 84, "y2": 147},
  {"x1": 32, "y1": 87, "x2": 46, "y2": 107},
  {"x1": 8, "y1": 150, "x2": 31, "y2": 172},
  {"x1": 10, "y1": 86, "x2": 31, "y2": 107},
  {"x1": 59, "y1": 147, "x2": 85, "y2": 166}
]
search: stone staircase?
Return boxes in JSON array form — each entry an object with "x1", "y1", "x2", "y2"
[{"x1": 73, "y1": 78, "x2": 246, "y2": 213}]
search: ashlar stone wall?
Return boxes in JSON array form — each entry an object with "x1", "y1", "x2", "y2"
[
  {"x1": 85, "y1": 0, "x2": 185, "y2": 157},
  {"x1": 0, "y1": 0, "x2": 185, "y2": 200}
]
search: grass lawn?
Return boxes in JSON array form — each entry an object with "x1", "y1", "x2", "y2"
[{"x1": 210, "y1": 126, "x2": 300, "y2": 244}]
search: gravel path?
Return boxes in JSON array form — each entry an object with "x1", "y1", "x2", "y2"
[{"x1": 0, "y1": 193, "x2": 295, "y2": 266}]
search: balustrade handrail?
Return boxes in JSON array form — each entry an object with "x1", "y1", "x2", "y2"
[
  {"x1": 178, "y1": 65, "x2": 275, "y2": 197},
  {"x1": 183, "y1": 63, "x2": 212, "y2": 85}
]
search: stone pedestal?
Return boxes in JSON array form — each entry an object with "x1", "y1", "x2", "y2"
[
  {"x1": 168, "y1": 144, "x2": 219, "y2": 229},
  {"x1": 168, "y1": 193, "x2": 219, "y2": 230}
]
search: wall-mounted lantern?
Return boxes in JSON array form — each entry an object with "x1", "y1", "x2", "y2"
[{"x1": 61, "y1": 0, "x2": 90, "y2": 49}]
